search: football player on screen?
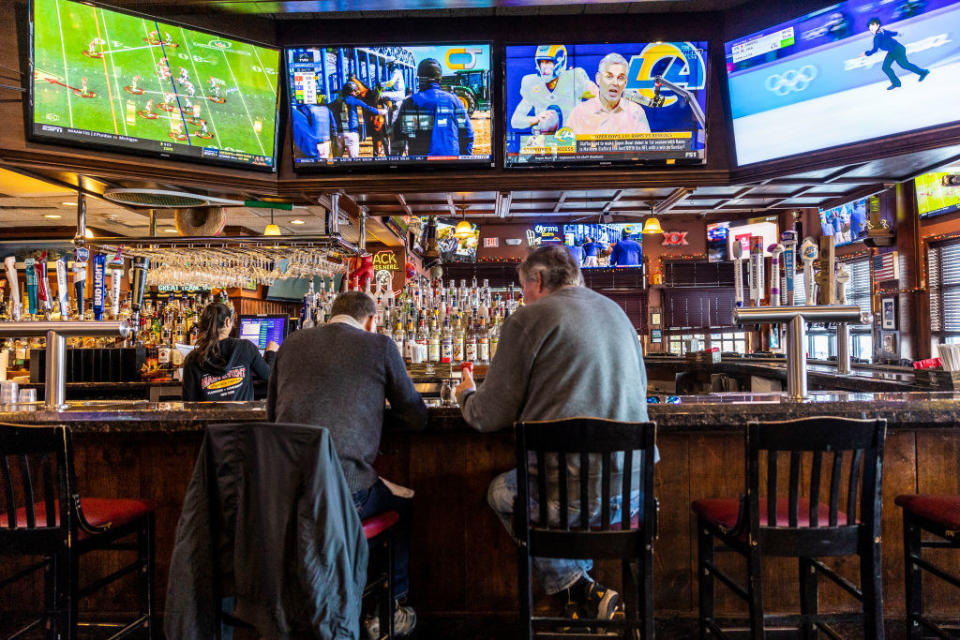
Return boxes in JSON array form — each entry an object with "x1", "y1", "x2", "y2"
[{"x1": 509, "y1": 45, "x2": 597, "y2": 134}]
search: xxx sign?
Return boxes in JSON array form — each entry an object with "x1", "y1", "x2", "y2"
[{"x1": 661, "y1": 231, "x2": 688, "y2": 246}]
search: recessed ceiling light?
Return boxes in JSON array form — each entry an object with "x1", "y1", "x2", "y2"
[
  {"x1": 43, "y1": 214, "x2": 62, "y2": 219},
  {"x1": 290, "y1": 219, "x2": 305, "y2": 225},
  {"x1": 163, "y1": 228, "x2": 177, "y2": 233}
]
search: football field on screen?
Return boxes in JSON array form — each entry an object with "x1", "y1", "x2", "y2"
[{"x1": 33, "y1": 0, "x2": 279, "y2": 160}]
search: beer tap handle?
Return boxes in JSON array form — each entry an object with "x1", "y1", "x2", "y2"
[{"x1": 3, "y1": 255, "x2": 20, "y2": 321}]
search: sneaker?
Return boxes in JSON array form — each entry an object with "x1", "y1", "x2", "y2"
[
  {"x1": 919, "y1": 69, "x2": 930, "y2": 82},
  {"x1": 364, "y1": 604, "x2": 417, "y2": 639},
  {"x1": 886, "y1": 83, "x2": 902, "y2": 90},
  {"x1": 582, "y1": 580, "x2": 621, "y2": 620}
]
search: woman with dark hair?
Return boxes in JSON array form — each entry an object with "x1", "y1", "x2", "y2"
[{"x1": 182, "y1": 302, "x2": 277, "y2": 401}]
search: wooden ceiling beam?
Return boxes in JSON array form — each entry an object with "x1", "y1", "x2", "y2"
[
  {"x1": 601, "y1": 189, "x2": 624, "y2": 214},
  {"x1": 395, "y1": 193, "x2": 413, "y2": 216},
  {"x1": 552, "y1": 192, "x2": 568, "y2": 213}
]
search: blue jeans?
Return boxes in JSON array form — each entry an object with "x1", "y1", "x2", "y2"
[
  {"x1": 353, "y1": 479, "x2": 412, "y2": 600},
  {"x1": 487, "y1": 469, "x2": 640, "y2": 595}
]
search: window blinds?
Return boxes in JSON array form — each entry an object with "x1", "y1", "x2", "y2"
[{"x1": 929, "y1": 241, "x2": 960, "y2": 332}]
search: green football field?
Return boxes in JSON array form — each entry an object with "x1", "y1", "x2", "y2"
[
  {"x1": 916, "y1": 172, "x2": 960, "y2": 216},
  {"x1": 33, "y1": 0, "x2": 279, "y2": 163}
]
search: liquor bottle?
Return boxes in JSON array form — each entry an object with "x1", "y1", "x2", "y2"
[
  {"x1": 393, "y1": 320, "x2": 405, "y2": 355},
  {"x1": 427, "y1": 318, "x2": 440, "y2": 363},
  {"x1": 453, "y1": 313, "x2": 465, "y2": 363},
  {"x1": 490, "y1": 314, "x2": 500, "y2": 360},
  {"x1": 477, "y1": 317, "x2": 490, "y2": 364},
  {"x1": 441, "y1": 316, "x2": 453, "y2": 364},
  {"x1": 465, "y1": 317, "x2": 478, "y2": 363},
  {"x1": 404, "y1": 319, "x2": 416, "y2": 364},
  {"x1": 416, "y1": 318, "x2": 428, "y2": 357}
]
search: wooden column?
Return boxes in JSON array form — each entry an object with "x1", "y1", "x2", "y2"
[{"x1": 896, "y1": 181, "x2": 929, "y2": 359}]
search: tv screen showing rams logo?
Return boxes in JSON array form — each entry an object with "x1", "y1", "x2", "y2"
[{"x1": 505, "y1": 42, "x2": 708, "y2": 167}]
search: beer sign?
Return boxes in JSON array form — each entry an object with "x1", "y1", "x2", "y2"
[{"x1": 661, "y1": 231, "x2": 689, "y2": 246}]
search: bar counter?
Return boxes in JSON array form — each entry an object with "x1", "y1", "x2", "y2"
[{"x1": 2, "y1": 394, "x2": 957, "y2": 624}]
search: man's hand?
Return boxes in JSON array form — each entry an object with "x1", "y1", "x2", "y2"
[
  {"x1": 378, "y1": 108, "x2": 388, "y2": 116},
  {"x1": 455, "y1": 368, "x2": 476, "y2": 400},
  {"x1": 265, "y1": 341, "x2": 279, "y2": 352}
]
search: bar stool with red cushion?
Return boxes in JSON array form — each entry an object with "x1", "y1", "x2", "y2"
[
  {"x1": 895, "y1": 493, "x2": 960, "y2": 638},
  {"x1": 361, "y1": 509, "x2": 400, "y2": 640},
  {"x1": 0, "y1": 423, "x2": 156, "y2": 640},
  {"x1": 691, "y1": 416, "x2": 887, "y2": 639}
]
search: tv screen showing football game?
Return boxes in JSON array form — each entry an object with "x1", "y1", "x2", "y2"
[
  {"x1": 916, "y1": 169, "x2": 960, "y2": 218},
  {"x1": 30, "y1": 0, "x2": 280, "y2": 169},
  {"x1": 725, "y1": 0, "x2": 960, "y2": 166},
  {"x1": 504, "y1": 42, "x2": 708, "y2": 167},
  {"x1": 286, "y1": 45, "x2": 492, "y2": 167}
]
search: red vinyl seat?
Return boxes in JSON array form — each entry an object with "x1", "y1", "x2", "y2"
[
  {"x1": 361, "y1": 510, "x2": 399, "y2": 540},
  {"x1": 692, "y1": 497, "x2": 854, "y2": 534},
  {"x1": 5, "y1": 498, "x2": 156, "y2": 540},
  {"x1": 895, "y1": 494, "x2": 960, "y2": 531},
  {"x1": 897, "y1": 494, "x2": 960, "y2": 638}
]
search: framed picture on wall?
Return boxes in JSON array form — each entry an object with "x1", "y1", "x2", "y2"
[
  {"x1": 878, "y1": 330, "x2": 900, "y2": 359},
  {"x1": 651, "y1": 329, "x2": 663, "y2": 344},
  {"x1": 650, "y1": 308, "x2": 662, "y2": 328},
  {"x1": 768, "y1": 326, "x2": 780, "y2": 351},
  {"x1": 881, "y1": 297, "x2": 897, "y2": 330}
]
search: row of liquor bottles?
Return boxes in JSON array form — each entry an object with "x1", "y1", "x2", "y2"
[{"x1": 299, "y1": 276, "x2": 522, "y2": 365}]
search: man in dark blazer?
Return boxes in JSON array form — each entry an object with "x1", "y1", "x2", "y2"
[{"x1": 269, "y1": 290, "x2": 428, "y2": 637}]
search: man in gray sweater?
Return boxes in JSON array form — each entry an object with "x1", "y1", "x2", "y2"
[
  {"x1": 268, "y1": 290, "x2": 427, "y2": 637},
  {"x1": 455, "y1": 244, "x2": 650, "y2": 622}
]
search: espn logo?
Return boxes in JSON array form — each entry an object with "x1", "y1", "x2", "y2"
[{"x1": 942, "y1": 175, "x2": 960, "y2": 187}]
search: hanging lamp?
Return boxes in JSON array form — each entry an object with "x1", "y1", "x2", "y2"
[
  {"x1": 642, "y1": 217, "x2": 664, "y2": 234},
  {"x1": 263, "y1": 209, "x2": 281, "y2": 236}
]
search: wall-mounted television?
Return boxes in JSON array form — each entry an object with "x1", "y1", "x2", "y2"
[
  {"x1": 728, "y1": 216, "x2": 779, "y2": 257},
  {"x1": 30, "y1": 0, "x2": 280, "y2": 170},
  {"x1": 561, "y1": 223, "x2": 644, "y2": 268},
  {"x1": 286, "y1": 44, "x2": 493, "y2": 168},
  {"x1": 819, "y1": 197, "x2": 869, "y2": 245},
  {"x1": 504, "y1": 42, "x2": 708, "y2": 167},
  {"x1": 725, "y1": 0, "x2": 960, "y2": 166},
  {"x1": 916, "y1": 170, "x2": 960, "y2": 218},
  {"x1": 707, "y1": 221, "x2": 730, "y2": 262}
]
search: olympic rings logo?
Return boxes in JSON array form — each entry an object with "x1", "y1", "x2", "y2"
[{"x1": 764, "y1": 65, "x2": 818, "y2": 95}]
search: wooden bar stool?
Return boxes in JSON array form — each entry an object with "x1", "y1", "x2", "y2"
[
  {"x1": 515, "y1": 417, "x2": 657, "y2": 640},
  {"x1": 691, "y1": 416, "x2": 887, "y2": 639},
  {"x1": 895, "y1": 493, "x2": 960, "y2": 638},
  {"x1": 0, "y1": 423, "x2": 156, "y2": 640}
]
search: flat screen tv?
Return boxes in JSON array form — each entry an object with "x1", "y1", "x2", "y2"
[
  {"x1": 728, "y1": 216, "x2": 779, "y2": 257},
  {"x1": 707, "y1": 221, "x2": 730, "y2": 262},
  {"x1": 30, "y1": 0, "x2": 281, "y2": 170},
  {"x1": 238, "y1": 315, "x2": 288, "y2": 351},
  {"x1": 725, "y1": 0, "x2": 960, "y2": 166},
  {"x1": 819, "y1": 197, "x2": 869, "y2": 245},
  {"x1": 504, "y1": 42, "x2": 708, "y2": 167},
  {"x1": 561, "y1": 223, "x2": 644, "y2": 268},
  {"x1": 916, "y1": 170, "x2": 960, "y2": 218},
  {"x1": 286, "y1": 44, "x2": 493, "y2": 168}
]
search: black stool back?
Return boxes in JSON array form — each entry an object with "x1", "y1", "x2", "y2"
[
  {"x1": 515, "y1": 417, "x2": 657, "y2": 639},
  {"x1": 693, "y1": 416, "x2": 886, "y2": 640}
]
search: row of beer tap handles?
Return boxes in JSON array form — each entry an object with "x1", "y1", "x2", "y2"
[
  {"x1": 731, "y1": 230, "x2": 850, "y2": 308},
  {"x1": 1, "y1": 248, "x2": 150, "y2": 329}
]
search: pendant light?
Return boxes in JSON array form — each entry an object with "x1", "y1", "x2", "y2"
[
  {"x1": 453, "y1": 204, "x2": 474, "y2": 240},
  {"x1": 263, "y1": 208, "x2": 281, "y2": 236},
  {"x1": 642, "y1": 217, "x2": 664, "y2": 235}
]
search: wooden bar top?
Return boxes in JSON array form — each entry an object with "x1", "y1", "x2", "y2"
[{"x1": 2, "y1": 390, "x2": 959, "y2": 431}]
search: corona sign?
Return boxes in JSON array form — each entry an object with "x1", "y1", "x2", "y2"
[{"x1": 626, "y1": 42, "x2": 706, "y2": 108}]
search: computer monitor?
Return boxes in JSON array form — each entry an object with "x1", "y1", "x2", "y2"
[{"x1": 238, "y1": 314, "x2": 288, "y2": 351}]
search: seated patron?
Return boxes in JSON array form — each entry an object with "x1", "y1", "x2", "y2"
[
  {"x1": 455, "y1": 245, "x2": 652, "y2": 622},
  {"x1": 181, "y1": 302, "x2": 276, "y2": 401},
  {"x1": 268, "y1": 291, "x2": 428, "y2": 637}
]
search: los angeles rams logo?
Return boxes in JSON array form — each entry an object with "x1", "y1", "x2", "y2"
[
  {"x1": 555, "y1": 127, "x2": 575, "y2": 145},
  {"x1": 625, "y1": 42, "x2": 706, "y2": 108}
]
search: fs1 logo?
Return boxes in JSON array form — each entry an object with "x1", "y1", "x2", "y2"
[
  {"x1": 625, "y1": 42, "x2": 706, "y2": 108},
  {"x1": 446, "y1": 48, "x2": 484, "y2": 70}
]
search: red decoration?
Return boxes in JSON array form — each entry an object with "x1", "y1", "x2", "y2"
[{"x1": 661, "y1": 231, "x2": 689, "y2": 246}]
